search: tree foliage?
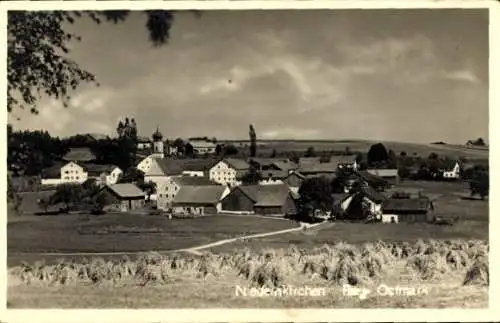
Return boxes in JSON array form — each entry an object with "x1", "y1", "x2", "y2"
[
  {"x1": 8, "y1": 10, "x2": 178, "y2": 115},
  {"x1": 240, "y1": 165, "x2": 262, "y2": 185},
  {"x1": 297, "y1": 177, "x2": 334, "y2": 218},
  {"x1": 249, "y1": 124, "x2": 257, "y2": 158},
  {"x1": 470, "y1": 170, "x2": 489, "y2": 199},
  {"x1": 367, "y1": 143, "x2": 388, "y2": 166}
]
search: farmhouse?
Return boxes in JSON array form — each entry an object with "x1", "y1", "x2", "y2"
[
  {"x1": 62, "y1": 147, "x2": 96, "y2": 163},
  {"x1": 381, "y1": 198, "x2": 433, "y2": 223},
  {"x1": 330, "y1": 155, "x2": 358, "y2": 170},
  {"x1": 283, "y1": 171, "x2": 305, "y2": 188},
  {"x1": 157, "y1": 175, "x2": 219, "y2": 210},
  {"x1": 171, "y1": 185, "x2": 230, "y2": 215},
  {"x1": 98, "y1": 183, "x2": 146, "y2": 212},
  {"x1": 341, "y1": 185, "x2": 388, "y2": 220},
  {"x1": 189, "y1": 140, "x2": 217, "y2": 154},
  {"x1": 84, "y1": 164, "x2": 122, "y2": 186},
  {"x1": 357, "y1": 170, "x2": 390, "y2": 191},
  {"x1": 209, "y1": 158, "x2": 250, "y2": 187},
  {"x1": 366, "y1": 168, "x2": 399, "y2": 184},
  {"x1": 221, "y1": 184, "x2": 297, "y2": 216},
  {"x1": 439, "y1": 160, "x2": 461, "y2": 180}
]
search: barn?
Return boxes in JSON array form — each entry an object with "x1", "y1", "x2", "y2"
[
  {"x1": 381, "y1": 198, "x2": 433, "y2": 222},
  {"x1": 171, "y1": 185, "x2": 229, "y2": 216},
  {"x1": 98, "y1": 183, "x2": 146, "y2": 212},
  {"x1": 221, "y1": 184, "x2": 297, "y2": 216}
]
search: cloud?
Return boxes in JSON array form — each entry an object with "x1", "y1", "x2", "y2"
[{"x1": 442, "y1": 69, "x2": 481, "y2": 84}]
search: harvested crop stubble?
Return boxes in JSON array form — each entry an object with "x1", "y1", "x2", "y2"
[{"x1": 10, "y1": 240, "x2": 489, "y2": 288}]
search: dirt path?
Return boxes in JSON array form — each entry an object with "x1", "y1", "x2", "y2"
[{"x1": 12, "y1": 221, "x2": 328, "y2": 258}]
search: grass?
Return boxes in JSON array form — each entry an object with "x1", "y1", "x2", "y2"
[
  {"x1": 7, "y1": 214, "x2": 297, "y2": 266},
  {"x1": 228, "y1": 139, "x2": 489, "y2": 160},
  {"x1": 8, "y1": 239, "x2": 489, "y2": 308}
]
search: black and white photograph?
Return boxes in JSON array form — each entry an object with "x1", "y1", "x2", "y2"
[{"x1": 4, "y1": 0, "x2": 493, "y2": 314}]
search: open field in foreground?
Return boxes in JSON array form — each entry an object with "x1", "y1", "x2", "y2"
[
  {"x1": 8, "y1": 240, "x2": 489, "y2": 308},
  {"x1": 8, "y1": 214, "x2": 297, "y2": 266},
  {"x1": 226, "y1": 140, "x2": 489, "y2": 160}
]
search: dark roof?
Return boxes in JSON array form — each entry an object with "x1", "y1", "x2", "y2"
[
  {"x1": 237, "y1": 184, "x2": 291, "y2": 207},
  {"x1": 106, "y1": 183, "x2": 145, "y2": 198},
  {"x1": 63, "y1": 147, "x2": 96, "y2": 162},
  {"x1": 438, "y1": 159, "x2": 459, "y2": 170},
  {"x1": 248, "y1": 158, "x2": 289, "y2": 167},
  {"x1": 172, "y1": 186, "x2": 227, "y2": 205},
  {"x1": 330, "y1": 155, "x2": 357, "y2": 166},
  {"x1": 82, "y1": 163, "x2": 118, "y2": 176},
  {"x1": 382, "y1": 198, "x2": 431, "y2": 213},
  {"x1": 223, "y1": 158, "x2": 250, "y2": 170},
  {"x1": 261, "y1": 170, "x2": 290, "y2": 179},
  {"x1": 272, "y1": 160, "x2": 298, "y2": 171},
  {"x1": 287, "y1": 171, "x2": 305, "y2": 179},
  {"x1": 41, "y1": 163, "x2": 64, "y2": 179},
  {"x1": 299, "y1": 157, "x2": 322, "y2": 164},
  {"x1": 297, "y1": 162, "x2": 338, "y2": 174},
  {"x1": 154, "y1": 158, "x2": 184, "y2": 176},
  {"x1": 357, "y1": 170, "x2": 389, "y2": 185},
  {"x1": 172, "y1": 176, "x2": 219, "y2": 186},
  {"x1": 177, "y1": 158, "x2": 219, "y2": 172},
  {"x1": 359, "y1": 185, "x2": 388, "y2": 204}
]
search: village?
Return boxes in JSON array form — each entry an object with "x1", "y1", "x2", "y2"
[{"x1": 9, "y1": 124, "x2": 488, "y2": 226}]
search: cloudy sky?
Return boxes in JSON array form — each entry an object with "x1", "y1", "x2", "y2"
[{"x1": 10, "y1": 9, "x2": 488, "y2": 143}]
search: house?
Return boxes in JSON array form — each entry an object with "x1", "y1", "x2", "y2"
[
  {"x1": 341, "y1": 185, "x2": 388, "y2": 220},
  {"x1": 357, "y1": 170, "x2": 391, "y2": 191},
  {"x1": 40, "y1": 162, "x2": 121, "y2": 186},
  {"x1": 142, "y1": 157, "x2": 184, "y2": 205},
  {"x1": 137, "y1": 136, "x2": 153, "y2": 150},
  {"x1": 171, "y1": 185, "x2": 230, "y2": 216},
  {"x1": 248, "y1": 158, "x2": 290, "y2": 171},
  {"x1": 297, "y1": 162, "x2": 338, "y2": 177},
  {"x1": 283, "y1": 171, "x2": 305, "y2": 188},
  {"x1": 189, "y1": 140, "x2": 217, "y2": 154},
  {"x1": 62, "y1": 147, "x2": 96, "y2": 163},
  {"x1": 221, "y1": 184, "x2": 297, "y2": 216},
  {"x1": 330, "y1": 155, "x2": 358, "y2": 170},
  {"x1": 439, "y1": 160, "x2": 461, "y2": 180},
  {"x1": 366, "y1": 168, "x2": 399, "y2": 184},
  {"x1": 271, "y1": 160, "x2": 299, "y2": 173},
  {"x1": 258, "y1": 170, "x2": 289, "y2": 185},
  {"x1": 157, "y1": 175, "x2": 219, "y2": 210},
  {"x1": 381, "y1": 198, "x2": 433, "y2": 222},
  {"x1": 97, "y1": 183, "x2": 146, "y2": 212},
  {"x1": 177, "y1": 158, "x2": 219, "y2": 177},
  {"x1": 209, "y1": 158, "x2": 250, "y2": 187},
  {"x1": 84, "y1": 164, "x2": 122, "y2": 186}
]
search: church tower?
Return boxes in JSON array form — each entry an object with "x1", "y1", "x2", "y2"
[{"x1": 152, "y1": 126, "x2": 164, "y2": 158}]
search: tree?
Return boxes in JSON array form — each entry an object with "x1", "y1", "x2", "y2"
[
  {"x1": 290, "y1": 153, "x2": 300, "y2": 165},
  {"x1": 172, "y1": 138, "x2": 185, "y2": 155},
  {"x1": 224, "y1": 144, "x2": 239, "y2": 156},
  {"x1": 297, "y1": 177, "x2": 334, "y2": 221},
  {"x1": 7, "y1": 175, "x2": 23, "y2": 216},
  {"x1": 428, "y1": 152, "x2": 439, "y2": 160},
  {"x1": 367, "y1": 143, "x2": 389, "y2": 166},
  {"x1": 319, "y1": 153, "x2": 331, "y2": 163},
  {"x1": 305, "y1": 146, "x2": 316, "y2": 158},
  {"x1": 185, "y1": 142, "x2": 195, "y2": 157},
  {"x1": 49, "y1": 183, "x2": 85, "y2": 210},
  {"x1": 400, "y1": 151, "x2": 407, "y2": 157},
  {"x1": 240, "y1": 165, "x2": 262, "y2": 185},
  {"x1": 270, "y1": 149, "x2": 277, "y2": 158},
  {"x1": 215, "y1": 144, "x2": 223, "y2": 156},
  {"x1": 7, "y1": 10, "x2": 191, "y2": 115},
  {"x1": 37, "y1": 198, "x2": 51, "y2": 214},
  {"x1": 249, "y1": 124, "x2": 257, "y2": 158},
  {"x1": 470, "y1": 170, "x2": 489, "y2": 199},
  {"x1": 118, "y1": 167, "x2": 145, "y2": 184},
  {"x1": 138, "y1": 181, "x2": 156, "y2": 201}
]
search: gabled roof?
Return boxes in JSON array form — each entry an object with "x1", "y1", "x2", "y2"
[
  {"x1": 172, "y1": 176, "x2": 219, "y2": 186},
  {"x1": 260, "y1": 170, "x2": 289, "y2": 179},
  {"x1": 237, "y1": 184, "x2": 291, "y2": 207},
  {"x1": 223, "y1": 158, "x2": 250, "y2": 170},
  {"x1": 150, "y1": 157, "x2": 184, "y2": 176},
  {"x1": 330, "y1": 155, "x2": 357, "y2": 166},
  {"x1": 248, "y1": 158, "x2": 290, "y2": 167},
  {"x1": 297, "y1": 162, "x2": 338, "y2": 174},
  {"x1": 178, "y1": 158, "x2": 219, "y2": 172},
  {"x1": 299, "y1": 157, "x2": 322, "y2": 164},
  {"x1": 82, "y1": 163, "x2": 119, "y2": 176},
  {"x1": 357, "y1": 170, "x2": 389, "y2": 185},
  {"x1": 85, "y1": 133, "x2": 110, "y2": 141},
  {"x1": 106, "y1": 183, "x2": 145, "y2": 198},
  {"x1": 359, "y1": 185, "x2": 388, "y2": 204},
  {"x1": 62, "y1": 147, "x2": 96, "y2": 162},
  {"x1": 272, "y1": 160, "x2": 298, "y2": 172},
  {"x1": 382, "y1": 198, "x2": 431, "y2": 212},
  {"x1": 172, "y1": 186, "x2": 227, "y2": 205},
  {"x1": 287, "y1": 171, "x2": 305, "y2": 179}
]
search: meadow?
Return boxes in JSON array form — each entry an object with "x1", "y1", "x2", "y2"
[
  {"x1": 227, "y1": 140, "x2": 489, "y2": 160},
  {"x1": 8, "y1": 239, "x2": 489, "y2": 308}
]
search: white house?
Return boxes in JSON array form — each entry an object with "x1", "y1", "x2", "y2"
[
  {"x1": 258, "y1": 170, "x2": 288, "y2": 185},
  {"x1": 189, "y1": 140, "x2": 217, "y2": 154},
  {"x1": 441, "y1": 160, "x2": 461, "y2": 179},
  {"x1": 209, "y1": 158, "x2": 250, "y2": 187},
  {"x1": 40, "y1": 162, "x2": 121, "y2": 186},
  {"x1": 137, "y1": 136, "x2": 153, "y2": 150},
  {"x1": 157, "y1": 175, "x2": 219, "y2": 211}
]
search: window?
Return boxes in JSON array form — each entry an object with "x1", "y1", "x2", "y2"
[{"x1": 65, "y1": 170, "x2": 69, "y2": 174}]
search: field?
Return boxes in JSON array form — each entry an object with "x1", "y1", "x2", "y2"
[
  {"x1": 7, "y1": 214, "x2": 297, "y2": 266},
  {"x1": 8, "y1": 240, "x2": 489, "y2": 308},
  {"x1": 225, "y1": 139, "x2": 489, "y2": 160}
]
